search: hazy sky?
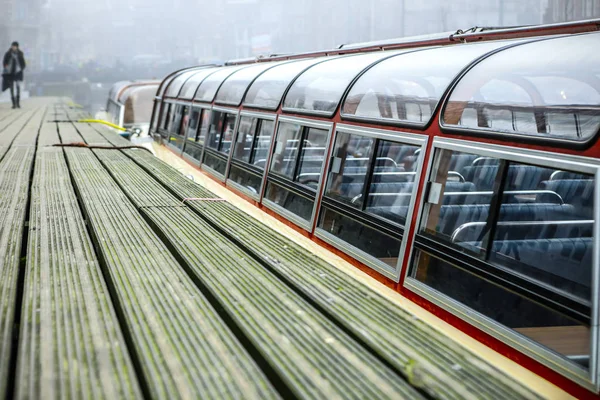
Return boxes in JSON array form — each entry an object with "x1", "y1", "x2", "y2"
[
  {"x1": 6, "y1": 0, "x2": 595, "y2": 75},
  {"x1": 35, "y1": 0, "x2": 568, "y2": 65}
]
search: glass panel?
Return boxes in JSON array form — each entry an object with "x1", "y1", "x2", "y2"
[
  {"x1": 364, "y1": 141, "x2": 421, "y2": 225},
  {"x1": 489, "y1": 164, "x2": 594, "y2": 301},
  {"x1": 206, "y1": 111, "x2": 225, "y2": 150},
  {"x1": 183, "y1": 142, "x2": 203, "y2": 161},
  {"x1": 296, "y1": 128, "x2": 329, "y2": 189},
  {"x1": 319, "y1": 207, "x2": 401, "y2": 267},
  {"x1": 420, "y1": 149, "x2": 500, "y2": 258},
  {"x1": 284, "y1": 52, "x2": 405, "y2": 115},
  {"x1": 151, "y1": 102, "x2": 160, "y2": 131},
  {"x1": 343, "y1": 42, "x2": 508, "y2": 124},
  {"x1": 324, "y1": 132, "x2": 375, "y2": 208},
  {"x1": 270, "y1": 122, "x2": 302, "y2": 179},
  {"x1": 168, "y1": 105, "x2": 184, "y2": 134},
  {"x1": 250, "y1": 120, "x2": 275, "y2": 168},
  {"x1": 161, "y1": 103, "x2": 172, "y2": 130},
  {"x1": 228, "y1": 164, "x2": 263, "y2": 195},
  {"x1": 215, "y1": 63, "x2": 280, "y2": 105},
  {"x1": 219, "y1": 113, "x2": 237, "y2": 155},
  {"x1": 244, "y1": 58, "x2": 327, "y2": 109},
  {"x1": 157, "y1": 74, "x2": 178, "y2": 97},
  {"x1": 186, "y1": 108, "x2": 201, "y2": 141},
  {"x1": 165, "y1": 69, "x2": 201, "y2": 98},
  {"x1": 443, "y1": 34, "x2": 600, "y2": 141},
  {"x1": 168, "y1": 134, "x2": 184, "y2": 151},
  {"x1": 265, "y1": 181, "x2": 314, "y2": 222},
  {"x1": 197, "y1": 109, "x2": 211, "y2": 145},
  {"x1": 123, "y1": 85, "x2": 158, "y2": 125},
  {"x1": 180, "y1": 68, "x2": 219, "y2": 99},
  {"x1": 233, "y1": 116, "x2": 257, "y2": 163},
  {"x1": 203, "y1": 151, "x2": 227, "y2": 176},
  {"x1": 195, "y1": 66, "x2": 247, "y2": 102},
  {"x1": 178, "y1": 106, "x2": 190, "y2": 137},
  {"x1": 412, "y1": 250, "x2": 590, "y2": 368}
]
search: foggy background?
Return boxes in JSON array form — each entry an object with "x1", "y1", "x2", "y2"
[{"x1": 1, "y1": 0, "x2": 599, "y2": 110}]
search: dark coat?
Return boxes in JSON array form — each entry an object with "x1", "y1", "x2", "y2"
[{"x1": 2, "y1": 50, "x2": 26, "y2": 81}]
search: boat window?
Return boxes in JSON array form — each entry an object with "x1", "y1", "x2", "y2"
[
  {"x1": 269, "y1": 122, "x2": 303, "y2": 179},
  {"x1": 232, "y1": 117, "x2": 275, "y2": 168},
  {"x1": 215, "y1": 62, "x2": 280, "y2": 106},
  {"x1": 342, "y1": 42, "x2": 509, "y2": 125},
  {"x1": 319, "y1": 131, "x2": 422, "y2": 268},
  {"x1": 442, "y1": 33, "x2": 600, "y2": 142},
  {"x1": 228, "y1": 116, "x2": 276, "y2": 196},
  {"x1": 324, "y1": 132, "x2": 375, "y2": 208},
  {"x1": 206, "y1": 110, "x2": 237, "y2": 154},
  {"x1": 283, "y1": 52, "x2": 406, "y2": 116},
  {"x1": 186, "y1": 107, "x2": 201, "y2": 141},
  {"x1": 410, "y1": 146, "x2": 596, "y2": 371},
  {"x1": 251, "y1": 119, "x2": 275, "y2": 167},
  {"x1": 160, "y1": 102, "x2": 172, "y2": 131},
  {"x1": 296, "y1": 128, "x2": 329, "y2": 188},
  {"x1": 151, "y1": 102, "x2": 160, "y2": 131},
  {"x1": 233, "y1": 116, "x2": 258, "y2": 163},
  {"x1": 179, "y1": 68, "x2": 220, "y2": 100},
  {"x1": 244, "y1": 58, "x2": 328, "y2": 110},
  {"x1": 179, "y1": 106, "x2": 190, "y2": 136},
  {"x1": 264, "y1": 120, "x2": 331, "y2": 227},
  {"x1": 168, "y1": 105, "x2": 185, "y2": 134},
  {"x1": 195, "y1": 66, "x2": 247, "y2": 103},
  {"x1": 165, "y1": 69, "x2": 202, "y2": 98},
  {"x1": 183, "y1": 108, "x2": 209, "y2": 161}
]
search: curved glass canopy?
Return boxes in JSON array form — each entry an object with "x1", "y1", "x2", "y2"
[
  {"x1": 342, "y1": 42, "x2": 511, "y2": 126},
  {"x1": 123, "y1": 85, "x2": 159, "y2": 124},
  {"x1": 179, "y1": 67, "x2": 220, "y2": 100},
  {"x1": 215, "y1": 62, "x2": 283, "y2": 106},
  {"x1": 118, "y1": 83, "x2": 158, "y2": 104},
  {"x1": 282, "y1": 51, "x2": 407, "y2": 116},
  {"x1": 194, "y1": 65, "x2": 248, "y2": 103},
  {"x1": 165, "y1": 68, "x2": 204, "y2": 98},
  {"x1": 442, "y1": 33, "x2": 600, "y2": 142},
  {"x1": 243, "y1": 58, "x2": 327, "y2": 110},
  {"x1": 108, "y1": 81, "x2": 131, "y2": 102}
]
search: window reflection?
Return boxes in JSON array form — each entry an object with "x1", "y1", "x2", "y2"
[
  {"x1": 270, "y1": 122, "x2": 302, "y2": 179},
  {"x1": 343, "y1": 42, "x2": 507, "y2": 124},
  {"x1": 178, "y1": 106, "x2": 189, "y2": 136},
  {"x1": 325, "y1": 132, "x2": 375, "y2": 208},
  {"x1": 319, "y1": 131, "x2": 422, "y2": 269},
  {"x1": 233, "y1": 116, "x2": 257, "y2": 163},
  {"x1": 197, "y1": 109, "x2": 210, "y2": 145},
  {"x1": 296, "y1": 128, "x2": 329, "y2": 188},
  {"x1": 412, "y1": 147, "x2": 595, "y2": 369},
  {"x1": 443, "y1": 34, "x2": 600, "y2": 141},
  {"x1": 186, "y1": 108, "x2": 201, "y2": 141},
  {"x1": 284, "y1": 52, "x2": 403, "y2": 115},
  {"x1": 251, "y1": 120, "x2": 274, "y2": 168},
  {"x1": 206, "y1": 111, "x2": 237, "y2": 153}
]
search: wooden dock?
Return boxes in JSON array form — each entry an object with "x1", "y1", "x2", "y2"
[{"x1": 0, "y1": 99, "x2": 567, "y2": 399}]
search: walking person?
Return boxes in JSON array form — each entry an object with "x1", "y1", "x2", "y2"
[{"x1": 2, "y1": 42, "x2": 26, "y2": 109}]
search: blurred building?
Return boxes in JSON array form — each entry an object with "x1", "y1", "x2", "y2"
[
  {"x1": 0, "y1": 0, "x2": 44, "y2": 71},
  {"x1": 31, "y1": 0, "x2": 600, "y2": 71},
  {"x1": 543, "y1": 0, "x2": 600, "y2": 23}
]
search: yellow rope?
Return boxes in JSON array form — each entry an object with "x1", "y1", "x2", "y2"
[{"x1": 78, "y1": 119, "x2": 127, "y2": 132}]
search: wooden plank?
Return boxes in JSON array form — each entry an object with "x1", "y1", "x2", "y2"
[
  {"x1": 94, "y1": 147, "x2": 424, "y2": 399},
  {"x1": 15, "y1": 125, "x2": 142, "y2": 398},
  {"x1": 113, "y1": 142, "x2": 542, "y2": 400},
  {"x1": 0, "y1": 108, "x2": 43, "y2": 398},
  {"x1": 59, "y1": 126, "x2": 278, "y2": 399}
]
